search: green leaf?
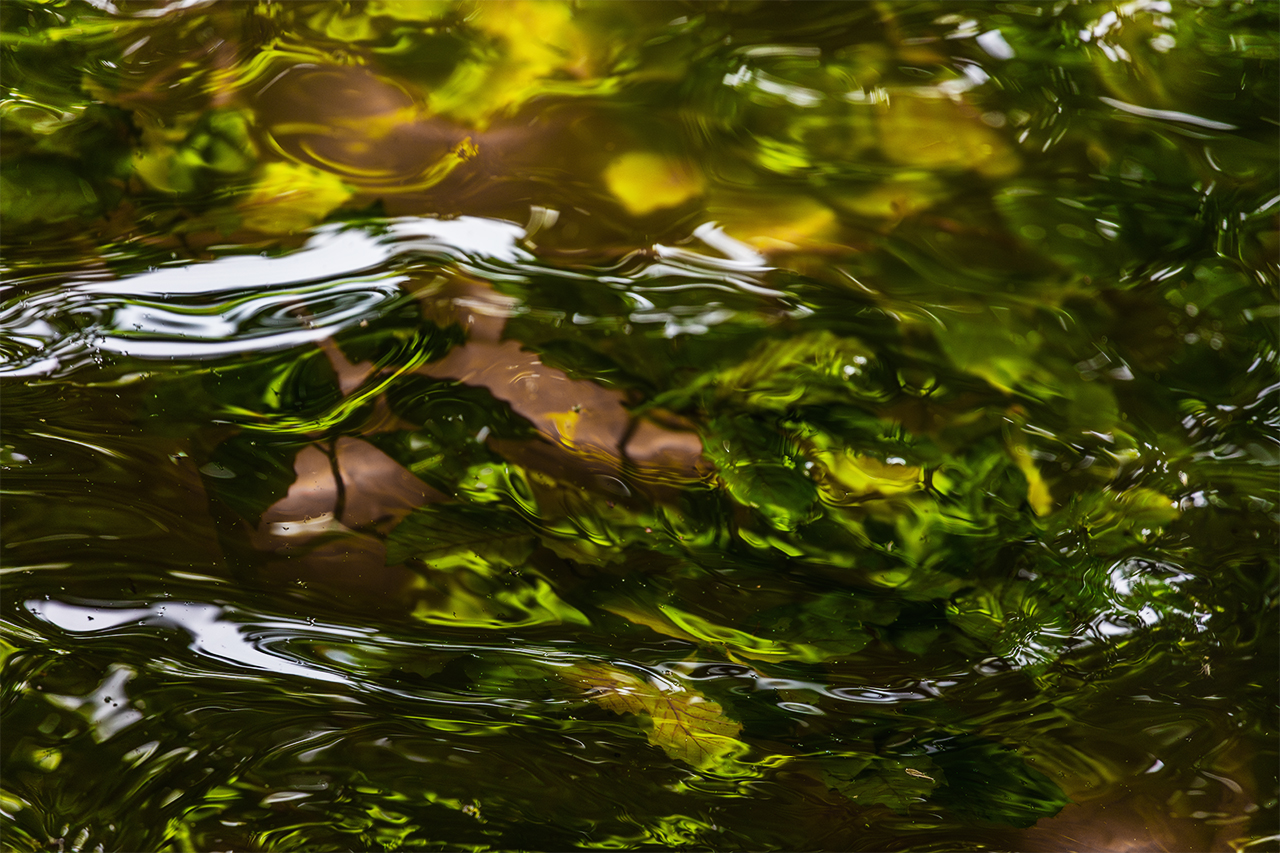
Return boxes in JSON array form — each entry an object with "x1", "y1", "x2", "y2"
[
  {"x1": 702, "y1": 414, "x2": 818, "y2": 532},
  {"x1": 931, "y1": 740, "x2": 1069, "y2": 828},
  {"x1": 601, "y1": 587, "x2": 881, "y2": 664},
  {"x1": 0, "y1": 159, "x2": 100, "y2": 226},
  {"x1": 411, "y1": 568, "x2": 588, "y2": 629},
  {"x1": 744, "y1": 591, "x2": 888, "y2": 655},
  {"x1": 711, "y1": 330, "x2": 885, "y2": 410},
  {"x1": 821, "y1": 754, "x2": 945, "y2": 813},
  {"x1": 600, "y1": 599, "x2": 795, "y2": 662},
  {"x1": 386, "y1": 504, "x2": 535, "y2": 569},
  {"x1": 390, "y1": 504, "x2": 590, "y2": 628}
]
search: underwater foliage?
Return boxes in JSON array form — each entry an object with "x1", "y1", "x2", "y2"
[{"x1": 1, "y1": 1, "x2": 1276, "y2": 850}]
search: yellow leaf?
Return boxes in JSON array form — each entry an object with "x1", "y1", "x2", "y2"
[
  {"x1": 427, "y1": 0, "x2": 599, "y2": 124},
  {"x1": 1010, "y1": 442, "x2": 1053, "y2": 516},
  {"x1": 544, "y1": 409, "x2": 580, "y2": 444},
  {"x1": 472, "y1": 0, "x2": 591, "y2": 78},
  {"x1": 602, "y1": 601, "x2": 793, "y2": 662},
  {"x1": 564, "y1": 662, "x2": 746, "y2": 771},
  {"x1": 307, "y1": 5, "x2": 378, "y2": 42},
  {"x1": 604, "y1": 152, "x2": 704, "y2": 216},
  {"x1": 132, "y1": 147, "x2": 195, "y2": 195},
  {"x1": 239, "y1": 162, "x2": 352, "y2": 234},
  {"x1": 814, "y1": 449, "x2": 921, "y2": 502},
  {"x1": 366, "y1": 0, "x2": 453, "y2": 22}
]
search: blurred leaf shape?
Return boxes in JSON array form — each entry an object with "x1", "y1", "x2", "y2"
[
  {"x1": 427, "y1": 0, "x2": 600, "y2": 125},
  {"x1": 391, "y1": 504, "x2": 588, "y2": 628},
  {"x1": 711, "y1": 331, "x2": 882, "y2": 409},
  {"x1": 0, "y1": 160, "x2": 100, "y2": 226},
  {"x1": 702, "y1": 414, "x2": 818, "y2": 532},
  {"x1": 812, "y1": 445, "x2": 922, "y2": 504},
  {"x1": 410, "y1": 568, "x2": 587, "y2": 629},
  {"x1": 1009, "y1": 440, "x2": 1054, "y2": 517},
  {"x1": 931, "y1": 740, "x2": 1070, "y2": 828},
  {"x1": 239, "y1": 162, "x2": 353, "y2": 234},
  {"x1": 604, "y1": 152, "x2": 705, "y2": 216},
  {"x1": 712, "y1": 193, "x2": 840, "y2": 252},
  {"x1": 878, "y1": 95, "x2": 1019, "y2": 178},
  {"x1": 133, "y1": 108, "x2": 257, "y2": 195},
  {"x1": 603, "y1": 590, "x2": 878, "y2": 663},
  {"x1": 387, "y1": 503, "x2": 535, "y2": 568}
]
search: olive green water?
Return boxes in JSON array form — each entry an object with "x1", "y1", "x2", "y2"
[{"x1": 2, "y1": 2, "x2": 1277, "y2": 851}]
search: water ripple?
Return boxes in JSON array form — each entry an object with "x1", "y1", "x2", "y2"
[{"x1": 0, "y1": 218, "x2": 531, "y2": 377}]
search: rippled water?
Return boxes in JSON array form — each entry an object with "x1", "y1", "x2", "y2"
[{"x1": 2, "y1": 2, "x2": 1277, "y2": 851}]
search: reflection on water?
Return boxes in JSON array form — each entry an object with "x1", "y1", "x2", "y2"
[{"x1": 2, "y1": 1, "x2": 1276, "y2": 851}]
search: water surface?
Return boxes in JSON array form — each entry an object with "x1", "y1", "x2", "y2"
[{"x1": 2, "y1": 2, "x2": 1277, "y2": 851}]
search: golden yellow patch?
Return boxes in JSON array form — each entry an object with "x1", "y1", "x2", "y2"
[{"x1": 604, "y1": 152, "x2": 705, "y2": 216}]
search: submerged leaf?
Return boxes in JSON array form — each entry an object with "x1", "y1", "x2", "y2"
[
  {"x1": 821, "y1": 754, "x2": 945, "y2": 813},
  {"x1": 604, "y1": 592, "x2": 876, "y2": 663},
  {"x1": 564, "y1": 663, "x2": 747, "y2": 772},
  {"x1": 702, "y1": 414, "x2": 818, "y2": 532},
  {"x1": 411, "y1": 569, "x2": 588, "y2": 629},
  {"x1": 931, "y1": 740, "x2": 1069, "y2": 828}
]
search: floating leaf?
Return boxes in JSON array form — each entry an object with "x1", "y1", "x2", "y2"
[{"x1": 564, "y1": 662, "x2": 747, "y2": 772}]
